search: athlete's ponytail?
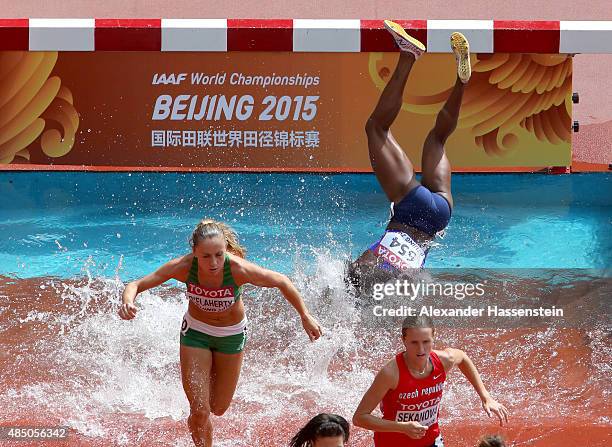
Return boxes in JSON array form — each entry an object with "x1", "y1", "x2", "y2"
[
  {"x1": 190, "y1": 219, "x2": 246, "y2": 258},
  {"x1": 289, "y1": 413, "x2": 349, "y2": 447}
]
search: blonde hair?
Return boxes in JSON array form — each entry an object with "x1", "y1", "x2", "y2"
[{"x1": 190, "y1": 219, "x2": 246, "y2": 258}]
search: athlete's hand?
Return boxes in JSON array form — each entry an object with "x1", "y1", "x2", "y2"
[
  {"x1": 483, "y1": 398, "x2": 509, "y2": 426},
  {"x1": 301, "y1": 313, "x2": 322, "y2": 341},
  {"x1": 119, "y1": 301, "x2": 138, "y2": 320},
  {"x1": 397, "y1": 421, "x2": 428, "y2": 439}
]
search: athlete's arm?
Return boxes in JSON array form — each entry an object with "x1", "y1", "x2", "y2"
[
  {"x1": 235, "y1": 259, "x2": 322, "y2": 341},
  {"x1": 119, "y1": 258, "x2": 184, "y2": 320},
  {"x1": 439, "y1": 348, "x2": 509, "y2": 426},
  {"x1": 353, "y1": 364, "x2": 428, "y2": 439}
]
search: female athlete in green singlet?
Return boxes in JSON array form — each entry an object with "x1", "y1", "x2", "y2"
[{"x1": 119, "y1": 219, "x2": 322, "y2": 447}]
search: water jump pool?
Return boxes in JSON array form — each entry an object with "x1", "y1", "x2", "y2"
[
  {"x1": 0, "y1": 171, "x2": 610, "y2": 446},
  {"x1": 0, "y1": 172, "x2": 609, "y2": 278}
]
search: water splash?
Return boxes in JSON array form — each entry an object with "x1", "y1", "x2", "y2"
[{"x1": 0, "y1": 255, "x2": 609, "y2": 446}]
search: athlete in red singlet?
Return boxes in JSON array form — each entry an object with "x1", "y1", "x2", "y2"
[{"x1": 353, "y1": 315, "x2": 509, "y2": 447}]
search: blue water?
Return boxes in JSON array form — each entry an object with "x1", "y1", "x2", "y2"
[{"x1": 0, "y1": 172, "x2": 610, "y2": 279}]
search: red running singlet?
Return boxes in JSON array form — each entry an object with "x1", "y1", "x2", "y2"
[{"x1": 374, "y1": 351, "x2": 446, "y2": 447}]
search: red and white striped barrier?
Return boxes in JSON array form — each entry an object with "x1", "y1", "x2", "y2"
[{"x1": 0, "y1": 19, "x2": 611, "y2": 53}]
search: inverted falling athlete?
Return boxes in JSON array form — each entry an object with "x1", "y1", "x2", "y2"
[
  {"x1": 353, "y1": 315, "x2": 509, "y2": 447},
  {"x1": 119, "y1": 219, "x2": 322, "y2": 447},
  {"x1": 349, "y1": 21, "x2": 471, "y2": 280}
]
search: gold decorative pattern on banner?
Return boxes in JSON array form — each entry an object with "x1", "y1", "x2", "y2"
[
  {"x1": 0, "y1": 51, "x2": 79, "y2": 164},
  {"x1": 369, "y1": 52, "x2": 572, "y2": 156}
]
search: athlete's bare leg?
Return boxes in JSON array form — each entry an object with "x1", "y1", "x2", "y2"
[
  {"x1": 180, "y1": 345, "x2": 213, "y2": 447},
  {"x1": 179, "y1": 347, "x2": 243, "y2": 447},
  {"x1": 209, "y1": 351, "x2": 243, "y2": 416},
  {"x1": 420, "y1": 76, "x2": 465, "y2": 209},
  {"x1": 365, "y1": 22, "x2": 426, "y2": 204},
  {"x1": 365, "y1": 51, "x2": 420, "y2": 204},
  {"x1": 420, "y1": 32, "x2": 471, "y2": 209}
]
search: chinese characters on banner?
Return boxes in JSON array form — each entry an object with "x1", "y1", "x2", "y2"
[{"x1": 151, "y1": 130, "x2": 320, "y2": 149}]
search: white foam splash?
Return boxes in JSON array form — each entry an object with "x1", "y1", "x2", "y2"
[{"x1": 1, "y1": 254, "x2": 609, "y2": 445}]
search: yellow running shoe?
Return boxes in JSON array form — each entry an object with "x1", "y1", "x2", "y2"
[
  {"x1": 450, "y1": 32, "x2": 471, "y2": 83},
  {"x1": 383, "y1": 20, "x2": 426, "y2": 58}
]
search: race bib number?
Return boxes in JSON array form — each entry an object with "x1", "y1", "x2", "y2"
[
  {"x1": 375, "y1": 232, "x2": 425, "y2": 270},
  {"x1": 180, "y1": 317, "x2": 189, "y2": 335},
  {"x1": 395, "y1": 403, "x2": 440, "y2": 427},
  {"x1": 186, "y1": 284, "x2": 235, "y2": 313}
]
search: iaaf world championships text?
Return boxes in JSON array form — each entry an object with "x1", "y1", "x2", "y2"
[{"x1": 152, "y1": 72, "x2": 320, "y2": 88}]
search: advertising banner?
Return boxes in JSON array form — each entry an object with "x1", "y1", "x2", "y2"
[{"x1": 0, "y1": 51, "x2": 572, "y2": 171}]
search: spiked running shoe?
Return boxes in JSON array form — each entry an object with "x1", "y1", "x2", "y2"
[
  {"x1": 383, "y1": 20, "x2": 426, "y2": 58},
  {"x1": 450, "y1": 31, "x2": 471, "y2": 83}
]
